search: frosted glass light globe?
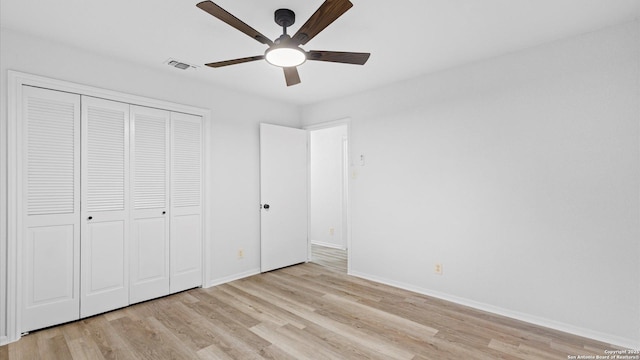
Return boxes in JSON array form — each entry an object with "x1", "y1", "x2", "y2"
[{"x1": 265, "y1": 47, "x2": 306, "y2": 67}]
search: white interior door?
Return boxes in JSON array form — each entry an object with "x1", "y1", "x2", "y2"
[
  {"x1": 260, "y1": 123, "x2": 308, "y2": 272},
  {"x1": 170, "y1": 112, "x2": 203, "y2": 293},
  {"x1": 129, "y1": 105, "x2": 170, "y2": 304},
  {"x1": 81, "y1": 96, "x2": 130, "y2": 317},
  {"x1": 21, "y1": 86, "x2": 81, "y2": 332}
]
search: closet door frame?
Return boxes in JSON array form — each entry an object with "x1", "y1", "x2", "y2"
[{"x1": 6, "y1": 71, "x2": 211, "y2": 344}]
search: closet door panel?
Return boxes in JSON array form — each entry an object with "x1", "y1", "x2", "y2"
[
  {"x1": 134, "y1": 218, "x2": 166, "y2": 276},
  {"x1": 170, "y1": 214, "x2": 201, "y2": 287},
  {"x1": 26, "y1": 225, "x2": 75, "y2": 303},
  {"x1": 21, "y1": 86, "x2": 80, "y2": 333},
  {"x1": 23, "y1": 223, "x2": 78, "y2": 331},
  {"x1": 81, "y1": 96, "x2": 130, "y2": 318},
  {"x1": 84, "y1": 217, "x2": 126, "y2": 304},
  {"x1": 130, "y1": 106, "x2": 170, "y2": 304},
  {"x1": 170, "y1": 112, "x2": 203, "y2": 293}
]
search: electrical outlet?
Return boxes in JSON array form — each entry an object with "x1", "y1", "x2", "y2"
[
  {"x1": 434, "y1": 263, "x2": 443, "y2": 275},
  {"x1": 237, "y1": 249, "x2": 244, "y2": 259},
  {"x1": 329, "y1": 228, "x2": 334, "y2": 236}
]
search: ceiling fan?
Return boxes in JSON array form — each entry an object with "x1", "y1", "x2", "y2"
[{"x1": 196, "y1": 0, "x2": 370, "y2": 86}]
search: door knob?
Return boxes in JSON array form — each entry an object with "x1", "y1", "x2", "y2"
[
  {"x1": 87, "y1": 216, "x2": 93, "y2": 220},
  {"x1": 263, "y1": 204, "x2": 270, "y2": 210},
  {"x1": 162, "y1": 211, "x2": 166, "y2": 215}
]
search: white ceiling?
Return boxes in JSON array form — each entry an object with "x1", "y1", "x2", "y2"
[{"x1": 1, "y1": 0, "x2": 638, "y2": 105}]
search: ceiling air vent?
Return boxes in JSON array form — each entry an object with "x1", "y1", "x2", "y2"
[{"x1": 165, "y1": 58, "x2": 197, "y2": 70}]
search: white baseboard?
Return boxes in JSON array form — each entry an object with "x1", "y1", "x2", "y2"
[
  {"x1": 349, "y1": 271, "x2": 639, "y2": 350},
  {"x1": 0, "y1": 335, "x2": 10, "y2": 346},
  {"x1": 206, "y1": 268, "x2": 261, "y2": 288},
  {"x1": 310, "y1": 241, "x2": 346, "y2": 250}
]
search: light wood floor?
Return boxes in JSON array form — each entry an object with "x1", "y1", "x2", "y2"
[
  {"x1": 0, "y1": 262, "x2": 622, "y2": 360},
  {"x1": 311, "y1": 244, "x2": 347, "y2": 273}
]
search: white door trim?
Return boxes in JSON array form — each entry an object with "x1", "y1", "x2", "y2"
[
  {"x1": 6, "y1": 70, "x2": 212, "y2": 344},
  {"x1": 304, "y1": 118, "x2": 352, "y2": 274}
]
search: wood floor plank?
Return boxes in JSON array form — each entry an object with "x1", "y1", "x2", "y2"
[
  {"x1": 65, "y1": 338, "x2": 106, "y2": 360},
  {"x1": 182, "y1": 299, "x2": 270, "y2": 359},
  {"x1": 36, "y1": 333, "x2": 73, "y2": 360},
  {"x1": 322, "y1": 292, "x2": 439, "y2": 338},
  {"x1": 311, "y1": 301, "x2": 469, "y2": 359},
  {"x1": 311, "y1": 244, "x2": 347, "y2": 273},
  {"x1": 236, "y1": 281, "x2": 413, "y2": 359},
  {"x1": 1, "y1": 262, "x2": 626, "y2": 359},
  {"x1": 7, "y1": 332, "x2": 38, "y2": 360},
  {"x1": 297, "y1": 321, "x2": 392, "y2": 360},
  {"x1": 141, "y1": 298, "x2": 211, "y2": 352},
  {"x1": 270, "y1": 269, "x2": 383, "y2": 303},
  {"x1": 190, "y1": 287, "x2": 261, "y2": 329},
  {"x1": 218, "y1": 283, "x2": 309, "y2": 329},
  {"x1": 83, "y1": 315, "x2": 145, "y2": 360},
  {"x1": 278, "y1": 322, "x2": 377, "y2": 360},
  {"x1": 173, "y1": 303, "x2": 257, "y2": 360},
  {"x1": 60, "y1": 322, "x2": 105, "y2": 360},
  {"x1": 255, "y1": 344, "x2": 299, "y2": 360},
  {"x1": 196, "y1": 343, "x2": 235, "y2": 360},
  {"x1": 250, "y1": 322, "x2": 332, "y2": 360},
  {"x1": 233, "y1": 279, "x2": 417, "y2": 359},
  {"x1": 108, "y1": 315, "x2": 194, "y2": 360},
  {"x1": 144, "y1": 316, "x2": 200, "y2": 357}
]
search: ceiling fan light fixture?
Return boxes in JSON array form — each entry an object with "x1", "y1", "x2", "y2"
[
  {"x1": 265, "y1": 46, "x2": 306, "y2": 68},
  {"x1": 197, "y1": 0, "x2": 369, "y2": 86}
]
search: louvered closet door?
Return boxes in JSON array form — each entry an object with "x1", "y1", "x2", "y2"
[
  {"x1": 170, "y1": 112, "x2": 203, "y2": 293},
  {"x1": 21, "y1": 86, "x2": 81, "y2": 332},
  {"x1": 81, "y1": 96, "x2": 130, "y2": 317},
  {"x1": 129, "y1": 105, "x2": 170, "y2": 304}
]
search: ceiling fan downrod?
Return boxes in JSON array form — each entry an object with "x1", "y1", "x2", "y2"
[{"x1": 274, "y1": 8, "x2": 295, "y2": 36}]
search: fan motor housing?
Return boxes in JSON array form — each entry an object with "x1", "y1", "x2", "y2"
[{"x1": 274, "y1": 9, "x2": 295, "y2": 28}]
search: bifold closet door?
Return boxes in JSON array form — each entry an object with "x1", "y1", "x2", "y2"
[
  {"x1": 81, "y1": 96, "x2": 130, "y2": 318},
  {"x1": 129, "y1": 105, "x2": 170, "y2": 304},
  {"x1": 21, "y1": 86, "x2": 81, "y2": 332},
  {"x1": 170, "y1": 112, "x2": 203, "y2": 293}
]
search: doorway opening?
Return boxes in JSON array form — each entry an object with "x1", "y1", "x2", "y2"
[{"x1": 307, "y1": 121, "x2": 350, "y2": 273}]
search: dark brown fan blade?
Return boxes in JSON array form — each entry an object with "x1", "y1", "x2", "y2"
[
  {"x1": 307, "y1": 51, "x2": 370, "y2": 65},
  {"x1": 197, "y1": 1, "x2": 273, "y2": 46},
  {"x1": 205, "y1": 55, "x2": 265, "y2": 68},
  {"x1": 291, "y1": 0, "x2": 353, "y2": 45},
  {"x1": 283, "y1": 67, "x2": 301, "y2": 86}
]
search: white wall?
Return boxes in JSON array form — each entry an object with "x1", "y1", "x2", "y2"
[
  {"x1": 2, "y1": 19, "x2": 639, "y2": 348},
  {"x1": 302, "y1": 21, "x2": 640, "y2": 348},
  {"x1": 310, "y1": 125, "x2": 347, "y2": 249},
  {"x1": 0, "y1": 27, "x2": 301, "y2": 341}
]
